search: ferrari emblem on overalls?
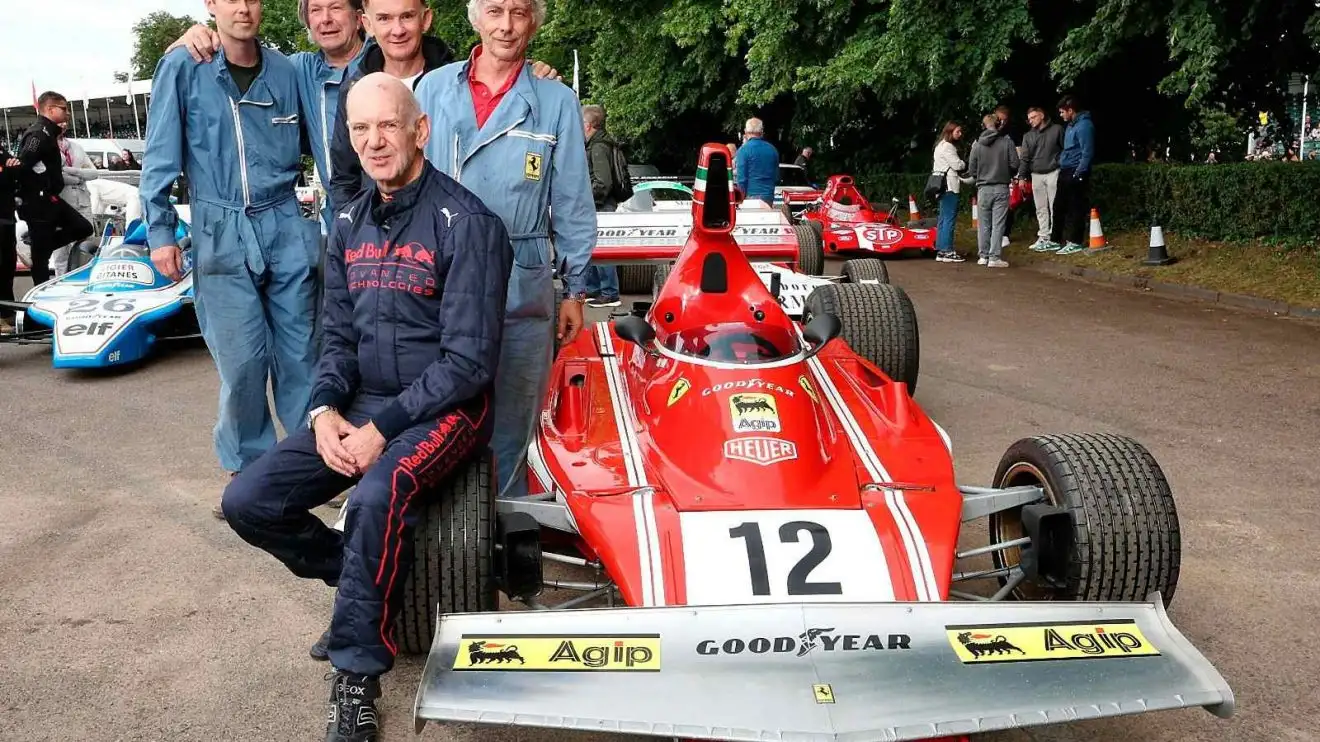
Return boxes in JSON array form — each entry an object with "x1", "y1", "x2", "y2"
[{"x1": 524, "y1": 152, "x2": 543, "y2": 181}]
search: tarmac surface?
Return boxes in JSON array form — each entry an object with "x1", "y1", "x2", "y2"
[{"x1": 2, "y1": 256, "x2": 1317, "y2": 741}]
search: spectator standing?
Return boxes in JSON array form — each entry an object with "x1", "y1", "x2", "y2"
[
  {"x1": 793, "y1": 146, "x2": 813, "y2": 177},
  {"x1": 994, "y1": 104, "x2": 1023, "y2": 247},
  {"x1": 966, "y1": 113, "x2": 1019, "y2": 268},
  {"x1": 14, "y1": 92, "x2": 94, "y2": 288},
  {"x1": 930, "y1": 121, "x2": 968, "y2": 263},
  {"x1": 734, "y1": 117, "x2": 779, "y2": 205},
  {"x1": 1051, "y1": 95, "x2": 1095, "y2": 255},
  {"x1": 0, "y1": 149, "x2": 20, "y2": 334},
  {"x1": 1018, "y1": 107, "x2": 1065, "y2": 252},
  {"x1": 582, "y1": 103, "x2": 621, "y2": 308},
  {"x1": 53, "y1": 130, "x2": 100, "y2": 276}
]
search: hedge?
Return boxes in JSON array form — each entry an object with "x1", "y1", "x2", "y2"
[{"x1": 845, "y1": 162, "x2": 1320, "y2": 244}]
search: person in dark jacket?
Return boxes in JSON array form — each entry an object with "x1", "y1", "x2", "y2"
[
  {"x1": 1052, "y1": 95, "x2": 1096, "y2": 254},
  {"x1": 583, "y1": 103, "x2": 620, "y2": 307},
  {"x1": 1018, "y1": 107, "x2": 1066, "y2": 252},
  {"x1": 0, "y1": 148, "x2": 21, "y2": 332},
  {"x1": 966, "y1": 113, "x2": 1020, "y2": 268},
  {"x1": 220, "y1": 74, "x2": 514, "y2": 742},
  {"x1": 15, "y1": 92, "x2": 93, "y2": 287},
  {"x1": 327, "y1": 2, "x2": 454, "y2": 213}
]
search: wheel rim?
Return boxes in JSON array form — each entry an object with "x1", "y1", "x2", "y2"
[{"x1": 988, "y1": 461, "x2": 1061, "y2": 601}]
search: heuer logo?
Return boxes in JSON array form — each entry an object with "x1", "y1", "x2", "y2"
[
  {"x1": 723, "y1": 437, "x2": 797, "y2": 465},
  {"x1": 695, "y1": 627, "x2": 911, "y2": 657}
]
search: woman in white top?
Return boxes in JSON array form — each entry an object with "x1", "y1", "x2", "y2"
[
  {"x1": 53, "y1": 130, "x2": 100, "y2": 276},
  {"x1": 931, "y1": 121, "x2": 972, "y2": 262}
]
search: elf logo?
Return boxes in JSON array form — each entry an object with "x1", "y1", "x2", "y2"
[{"x1": 62, "y1": 322, "x2": 114, "y2": 337}]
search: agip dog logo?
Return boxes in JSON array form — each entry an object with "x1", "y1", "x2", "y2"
[
  {"x1": 945, "y1": 620, "x2": 1161, "y2": 664},
  {"x1": 452, "y1": 634, "x2": 661, "y2": 672},
  {"x1": 729, "y1": 393, "x2": 780, "y2": 433}
]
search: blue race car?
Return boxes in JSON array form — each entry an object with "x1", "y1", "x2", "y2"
[{"x1": 0, "y1": 210, "x2": 199, "y2": 369}]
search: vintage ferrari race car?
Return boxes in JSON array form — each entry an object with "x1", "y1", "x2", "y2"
[
  {"x1": 395, "y1": 145, "x2": 1233, "y2": 742},
  {"x1": 793, "y1": 174, "x2": 939, "y2": 257},
  {"x1": 0, "y1": 209, "x2": 200, "y2": 369}
]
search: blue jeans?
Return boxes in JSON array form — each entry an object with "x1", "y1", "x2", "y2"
[
  {"x1": 936, "y1": 191, "x2": 959, "y2": 253},
  {"x1": 586, "y1": 265, "x2": 619, "y2": 299}
]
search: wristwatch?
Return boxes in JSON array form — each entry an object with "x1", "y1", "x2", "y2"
[
  {"x1": 565, "y1": 291, "x2": 588, "y2": 303},
  {"x1": 307, "y1": 405, "x2": 335, "y2": 430}
]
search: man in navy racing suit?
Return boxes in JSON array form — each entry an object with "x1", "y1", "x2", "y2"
[{"x1": 220, "y1": 73, "x2": 513, "y2": 742}]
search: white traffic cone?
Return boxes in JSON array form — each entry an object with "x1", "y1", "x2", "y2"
[{"x1": 1143, "y1": 224, "x2": 1176, "y2": 266}]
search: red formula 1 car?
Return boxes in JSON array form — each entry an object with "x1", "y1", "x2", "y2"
[
  {"x1": 399, "y1": 144, "x2": 1233, "y2": 742},
  {"x1": 794, "y1": 174, "x2": 939, "y2": 257}
]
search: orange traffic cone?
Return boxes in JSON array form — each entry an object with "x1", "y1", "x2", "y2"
[
  {"x1": 908, "y1": 195, "x2": 921, "y2": 221},
  {"x1": 1086, "y1": 208, "x2": 1108, "y2": 252},
  {"x1": 971, "y1": 197, "x2": 979, "y2": 230}
]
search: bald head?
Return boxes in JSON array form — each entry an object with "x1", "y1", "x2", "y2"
[{"x1": 346, "y1": 72, "x2": 430, "y2": 193}]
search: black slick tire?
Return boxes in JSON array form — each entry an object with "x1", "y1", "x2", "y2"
[
  {"x1": 988, "y1": 433, "x2": 1181, "y2": 607},
  {"x1": 617, "y1": 265, "x2": 655, "y2": 295},
  {"x1": 804, "y1": 282, "x2": 919, "y2": 392},
  {"x1": 794, "y1": 224, "x2": 825, "y2": 276},
  {"x1": 396, "y1": 453, "x2": 499, "y2": 655},
  {"x1": 841, "y1": 258, "x2": 889, "y2": 284}
]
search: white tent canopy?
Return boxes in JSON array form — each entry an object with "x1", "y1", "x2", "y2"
[{"x1": 1, "y1": 78, "x2": 153, "y2": 147}]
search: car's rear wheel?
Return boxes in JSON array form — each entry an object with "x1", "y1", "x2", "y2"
[
  {"x1": 779, "y1": 201, "x2": 796, "y2": 224},
  {"x1": 988, "y1": 433, "x2": 1182, "y2": 607},
  {"x1": 841, "y1": 258, "x2": 889, "y2": 284},
  {"x1": 804, "y1": 282, "x2": 919, "y2": 392},
  {"x1": 794, "y1": 224, "x2": 825, "y2": 276},
  {"x1": 617, "y1": 265, "x2": 655, "y2": 295},
  {"x1": 396, "y1": 453, "x2": 499, "y2": 655}
]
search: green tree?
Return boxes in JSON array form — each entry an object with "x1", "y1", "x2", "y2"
[
  {"x1": 131, "y1": 12, "x2": 207, "y2": 79},
  {"x1": 258, "y1": 0, "x2": 318, "y2": 54}
]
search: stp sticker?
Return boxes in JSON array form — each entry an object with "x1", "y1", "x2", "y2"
[
  {"x1": 729, "y1": 392, "x2": 780, "y2": 432},
  {"x1": 859, "y1": 225, "x2": 904, "y2": 246},
  {"x1": 724, "y1": 436, "x2": 796, "y2": 465},
  {"x1": 452, "y1": 634, "x2": 661, "y2": 671},
  {"x1": 944, "y1": 620, "x2": 1161, "y2": 664}
]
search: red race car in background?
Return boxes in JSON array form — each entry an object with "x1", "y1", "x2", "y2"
[{"x1": 793, "y1": 174, "x2": 939, "y2": 257}]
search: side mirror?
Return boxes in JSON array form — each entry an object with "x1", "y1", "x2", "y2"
[
  {"x1": 613, "y1": 315, "x2": 658, "y2": 356},
  {"x1": 802, "y1": 312, "x2": 841, "y2": 358}
]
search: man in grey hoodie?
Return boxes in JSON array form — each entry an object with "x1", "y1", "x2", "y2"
[
  {"x1": 1019, "y1": 107, "x2": 1065, "y2": 252},
  {"x1": 966, "y1": 114, "x2": 1020, "y2": 267}
]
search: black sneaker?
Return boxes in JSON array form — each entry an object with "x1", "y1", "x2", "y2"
[
  {"x1": 324, "y1": 670, "x2": 381, "y2": 742},
  {"x1": 310, "y1": 626, "x2": 332, "y2": 661},
  {"x1": 587, "y1": 296, "x2": 621, "y2": 308}
]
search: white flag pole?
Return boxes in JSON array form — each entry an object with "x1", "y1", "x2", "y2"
[
  {"x1": 1302, "y1": 75, "x2": 1310, "y2": 159},
  {"x1": 572, "y1": 50, "x2": 579, "y2": 97}
]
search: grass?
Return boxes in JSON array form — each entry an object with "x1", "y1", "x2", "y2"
[{"x1": 945, "y1": 217, "x2": 1320, "y2": 309}]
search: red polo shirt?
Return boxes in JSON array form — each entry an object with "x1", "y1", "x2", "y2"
[{"x1": 467, "y1": 45, "x2": 522, "y2": 129}]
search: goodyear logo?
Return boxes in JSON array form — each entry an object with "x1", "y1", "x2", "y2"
[
  {"x1": 729, "y1": 392, "x2": 780, "y2": 433},
  {"x1": 524, "y1": 152, "x2": 543, "y2": 181},
  {"x1": 945, "y1": 620, "x2": 1161, "y2": 664},
  {"x1": 452, "y1": 635, "x2": 660, "y2": 671},
  {"x1": 667, "y1": 378, "x2": 691, "y2": 407}
]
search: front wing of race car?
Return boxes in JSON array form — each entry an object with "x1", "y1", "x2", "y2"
[{"x1": 415, "y1": 595, "x2": 1233, "y2": 741}]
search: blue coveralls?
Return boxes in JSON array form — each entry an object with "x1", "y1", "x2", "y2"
[
  {"x1": 734, "y1": 136, "x2": 781, "y2": 205},
  {"x1": 290, "y1": 38, "x2": 369, "y2": 233},
  {"x1": 141, "y1": 46, "x2": 321, "y2": 473},
  {"x1": 414, "y1": 57, "x2": 597, "y2": 500}
]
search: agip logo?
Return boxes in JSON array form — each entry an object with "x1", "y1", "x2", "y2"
[
  {"x1": 945, "y1": 620, "x2": 1161, "y2": 664},
  {"x1": 728, "y1": 392, "x2": 780, "y2": 433},
  {"x1": 451, "y1": 634, "x2": 661, "y2": 672}
]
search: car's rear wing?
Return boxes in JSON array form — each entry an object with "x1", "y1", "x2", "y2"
[{"x1": 593, "y1": 205, "x2": 801, "y2": 266}]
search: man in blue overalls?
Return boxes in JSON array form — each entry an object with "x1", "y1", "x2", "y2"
[
  {"x1": 414, "y1": 0, "x2": 595, "y2": 500},
  {"x1": 142, "y1": 0, "x2": 321, "y2": 514}
]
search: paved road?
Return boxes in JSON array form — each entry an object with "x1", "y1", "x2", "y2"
[{"x1": 2, "y1": 259, "x2": 1316, "y2": 742}]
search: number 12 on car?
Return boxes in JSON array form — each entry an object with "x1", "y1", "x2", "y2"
[{"x1": 678, "y1": 510, "x2": 897, "y2": 604}]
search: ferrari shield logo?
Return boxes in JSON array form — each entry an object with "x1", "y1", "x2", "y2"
[
  {"x1": 812, "y1": 683, "x2": 835, "y2": 704},
  {"x1": 729, "y1": 392, "x2": 780, "y2": 433},
  {"x1": 524, "y1": 152, "x2": 543, "y2": 181},
  {"x1": 667, "y1": 378, "x2": 691, "y2": 407},
  {"x1": 798, "y1": 375, "x2": 819, "y2": 403}
]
